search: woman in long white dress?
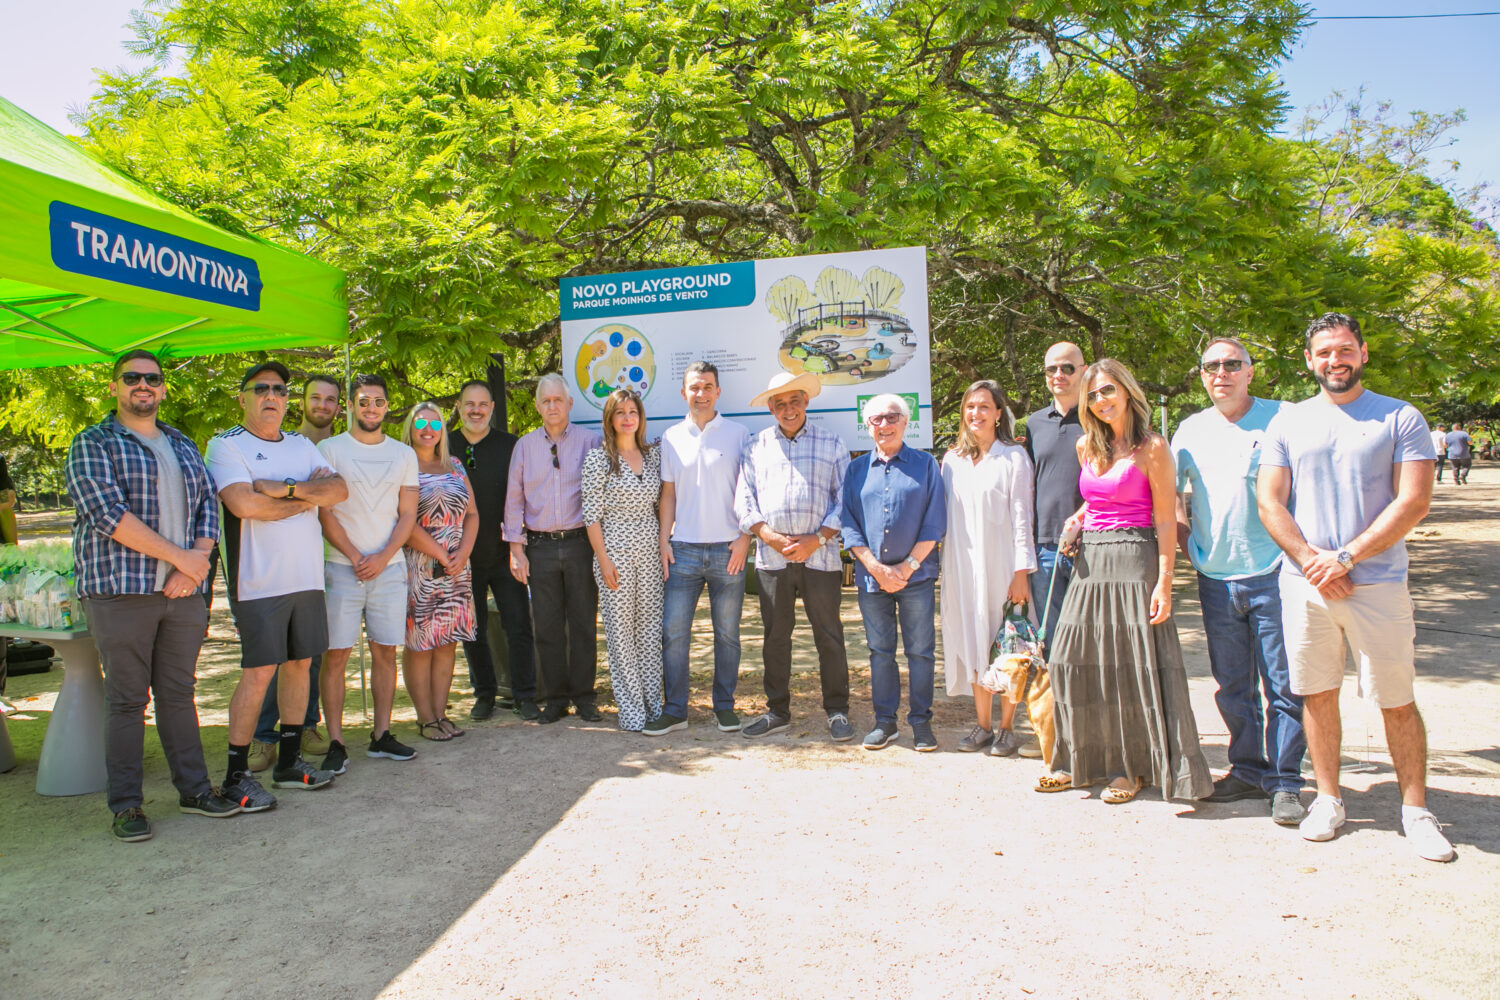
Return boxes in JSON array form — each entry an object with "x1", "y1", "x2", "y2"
[{"x1": 941, "y1": 380, "x2": 1037, "y2": 755}]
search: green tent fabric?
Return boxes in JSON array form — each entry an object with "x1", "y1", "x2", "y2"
[{"x1": 0, "y1": 97, "x2": 345, "y2": 369}]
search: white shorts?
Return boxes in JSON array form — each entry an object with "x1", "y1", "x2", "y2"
[
  {"x1": 1278, "y1": 573, "x2": 1416, "y2": 709},
  {"x1": 324, "y1": 560, "x2": 407, "y2": 648}
]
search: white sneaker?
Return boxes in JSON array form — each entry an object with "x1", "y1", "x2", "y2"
[
  {"x1": 1300, "y1": 796, "x2": 1346, "y2": 842},
  {"x1": 1402, "y1": 810, "x2": 1455, "y2": 863}
]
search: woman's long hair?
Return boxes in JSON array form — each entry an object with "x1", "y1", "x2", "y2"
[
  {"x1": 600, "y1": 388, "x2": 649, "y2": 473},
  {"x1": 1077, "y1": 359, "x2": 1151, "y2": 472},
  {"x1": 950, "y1": 380, "x2": 1014, "y2": 460},
  {"x1": 401, "y1": 401, "x2": 451, "y2": 465}
]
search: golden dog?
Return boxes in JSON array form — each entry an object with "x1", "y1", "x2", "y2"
[{"x1": 988, "y1": 654, "x2": 1055, "y2": 767}]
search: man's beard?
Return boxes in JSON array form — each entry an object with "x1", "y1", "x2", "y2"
[
  {"x1": 304, "y1": 409, "x2": 336, "y2": 429},
  {"x1": 356, "y1": 416, "x2": 384, "y2": 434},
  {"x1": 122, "y1": 396, "x2": 159, "y2": 418},
  {"x1": 1315, "y1": 361, "x2": 1362, "y2": 393}
]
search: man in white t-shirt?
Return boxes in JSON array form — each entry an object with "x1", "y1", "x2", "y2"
[
  {"x1": 1257, "y1": 312, "x2": 1451, "y2": 862},
  {"x1": 654, "y1": 361, "x2": 752, "y2": 735},
  {"x1": 315, "y1": 374, "x2": 420, "y2": 775},
  {"x1": 1430, "y1": 423, "x2": 1447, "y2": 482},
  {"x1": 206, "y1": 361, "x2": 348, "y2": 812}
]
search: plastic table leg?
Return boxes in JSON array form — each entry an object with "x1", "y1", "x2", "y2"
[{"x1": 35, "y1": 636, "x2": 107, "y2": 796}]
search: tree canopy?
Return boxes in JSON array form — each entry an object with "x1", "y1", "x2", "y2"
[{"x1": 2, "y1": 0, "x2": 1495, "y2": 452}]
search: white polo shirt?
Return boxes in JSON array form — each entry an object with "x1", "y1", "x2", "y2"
[{"x1": 660, "y1": 413, "x2": 750, "y2": 544}]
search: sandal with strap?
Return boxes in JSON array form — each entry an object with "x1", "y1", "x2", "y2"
[
  {"x1": 439, "y1": 716, "x2": 466, "y2": 738},
  {"x1": 418, "y1": 720, "x2": 453, "y2": 742},
  {"x1": 1035, "y1": 773, "x2": 1073, "y2": 793},
  {"x1": 1102, "y1": 778, "x2": 1144, "y2": 805}
]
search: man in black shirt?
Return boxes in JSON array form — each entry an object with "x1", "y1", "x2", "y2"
[
  {"x1": 1023, "y1": 341, "x2": 1086, "y2": 657},
  {"x1": 450, "y1": 380, "x2": 539, "y2": 721}
]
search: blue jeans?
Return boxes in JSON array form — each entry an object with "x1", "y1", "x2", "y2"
[
  {"x1": 856, "y1": 579, "x2": 936, "y2": 728},
  {"x1": 662, "y1": 541, "x2": 746, "y2": 717},
  {"x1": 1197, "y1": 570, "x2": 1305, "y2": 793},
  {"x1": 1030, "y1": 544, "x2": 1073, "y2": 658}
]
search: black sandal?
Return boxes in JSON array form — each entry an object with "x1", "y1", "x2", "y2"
[
  {"x1": 439, "y1": 716, "x2": 466, "y2": 738},
  {"x1": 418, "y1": 720, "x2": 453, "y2": 742}
]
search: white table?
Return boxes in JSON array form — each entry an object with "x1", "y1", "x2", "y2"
[{"x1": 0, "y1": 623, "x2": 105, "y2": 795}]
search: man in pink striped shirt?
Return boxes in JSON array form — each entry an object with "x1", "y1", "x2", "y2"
[{"x1": 504, "y1": 374, "x2": 604, "y2": 724}]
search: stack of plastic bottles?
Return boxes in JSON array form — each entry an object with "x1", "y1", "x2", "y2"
[{"x1": 0, "y1": 541, "x2": 83, "y2": 630}]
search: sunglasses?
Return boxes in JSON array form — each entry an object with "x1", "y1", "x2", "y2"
[
  {"x1": 1087, "y1": 383, "x2": 1120, "y2": 403},
  {"x1": 549, "y1": 442, "x2": 560, "y2": 469},
  {"x1": 413, "y1": 417, "x2": 444, "y2": 431},
  {"x1": 119, "y1": 371, "x2": 164, "y2": 387},
  {"x1": 462, "y1": 442, "x2": 477, "y2": 469},
  {"x1": 1044, "y1": 363, "x2": 1077, "y2": 377},
  {"x1": 867, "y1": 412, "x2": 903, "y2": 426},
  {"x1": 356, "y1": 396, "x2": 388, "y2": 408},
  {"x1": 248, "y1": 382, "x2": 290, "y2": 397},
  {"x1": 1200, "y1": 359, "x2": 1247, "y2": 374}
]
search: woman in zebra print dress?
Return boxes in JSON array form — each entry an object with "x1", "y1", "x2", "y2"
[{"x1": 401, "y1": 402, "x2": 478, "y2": 741}]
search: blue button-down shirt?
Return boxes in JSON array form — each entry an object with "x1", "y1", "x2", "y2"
[
  {"x1": 66, "y1": 413, "x2": 219, "y2": 598},
  {"x1": 841, "y1": 444, "x2": 946, "y2": 592},
  {"x1": 735, "y1": 419, "x2": 849, "y2": 572}
]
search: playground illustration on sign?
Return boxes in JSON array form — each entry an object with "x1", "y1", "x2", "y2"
[
  {"x1": 765, "y1": 264, "x2": 916, "y2": 386},
  {"x1": 573, "y1": 323, "x2": 657, "y2": 407}
]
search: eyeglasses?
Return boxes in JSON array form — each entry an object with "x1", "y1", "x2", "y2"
[
  {"x1": 549, "y1": 442, "x2": 560, "y2": 469},
  {"x1": 119, "y1": 372, "x2": 163, "y2": 387},
  {"x1": 248, "y1": 382, "x2": 290, "y2": 397},
  {"x1": 867, "y1": 412, "x2": 904, "y2": 426},
  {"x1": 1086, "y1": 383, "x2": 1120, "y2": 403},
  {"x1": 413, "y1": 417, "x2": 443, "y2": 430},
  {"x1": 356, "y1": 396, "x2": 388, "y2": 408},
  {"x1": 1044, "y1": 364, "x2": 1077, "y2": 377},
  {"x1": 1200, "y1": 359, "x2": 1247, "y2": 374}
]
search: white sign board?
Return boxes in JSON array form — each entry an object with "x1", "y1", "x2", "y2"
[{"x1": 559, "y1": 246, "x2": 931, "y2": 447}]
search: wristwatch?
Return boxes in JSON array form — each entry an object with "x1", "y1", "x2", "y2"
[
  {"x1": 283, "y1": 477, "x2": 297, "y2": 499},
  {"x1": 1335, "y1": 549, "x2": 1354, "y2": 571},
  {"x1": 905, "y1": 556, "x2": 922, "y2": 572}
]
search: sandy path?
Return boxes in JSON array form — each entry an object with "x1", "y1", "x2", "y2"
[{"x1": 2, "y1": 469, "x2": 1498, "y2": 999}]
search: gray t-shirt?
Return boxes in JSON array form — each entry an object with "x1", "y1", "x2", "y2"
[
  {"x1": 127, "y1": 427, "x2": 189, "y2": 591},
  {"x1": 1445, "y1": 429, "x2": 1472, "y2": 460},
  {"x1": 1261, "y1": 389, "x2": 1435, "y2": 585}
]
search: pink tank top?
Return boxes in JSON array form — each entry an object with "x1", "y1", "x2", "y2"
[{"x1": 1079, "y1": 457, "x2": 1154, "y2": 530}]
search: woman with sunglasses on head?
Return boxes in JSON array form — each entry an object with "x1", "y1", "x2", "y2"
[
  {"x1": 399, "y1": 402, "x2": 478, "y2": 741},
  {"x1": 581, "y1": 388, "x2": 666, "y2": 732},
  {"x1": 940, "y1": 380, "x2": 1037, "y2": 756},
  {"x1": 1038, "y1": 359, "x2": 1211, "y2": 804}
]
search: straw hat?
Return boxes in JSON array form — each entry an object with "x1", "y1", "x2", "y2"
[{"x1": 749, "y1": 371, "x2": 823, "y2": 407}]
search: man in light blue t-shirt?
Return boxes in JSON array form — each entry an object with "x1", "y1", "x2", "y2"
[
  {"x1": 1172, "y1": 337, "x2": 1304, "y2": 825},
  {"x1": 1257, "y1": 312, "x2": 1452, "y2": 863}
]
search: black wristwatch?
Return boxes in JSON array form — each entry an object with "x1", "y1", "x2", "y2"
[{"x1": 283, "y1": 477, "x2": 297, "y2": 499}]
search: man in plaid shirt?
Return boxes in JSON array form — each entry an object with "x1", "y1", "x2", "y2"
[
  {"x1": 67, "y1": 350, "x2": 241, "y2": 843},
  {"x1": 735, "y1": 372, "x2": 853, "y2": 742}
]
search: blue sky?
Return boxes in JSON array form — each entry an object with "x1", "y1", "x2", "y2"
[{"x1": 4, "y1": 2, "x2": 1497, "y2": 210}]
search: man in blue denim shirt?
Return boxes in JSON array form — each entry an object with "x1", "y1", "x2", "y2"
[
  {"x1": 841, "y1": 394, "x2": 946, "y2": 751},
  {"x1": 1172, "y1": 337, "x2": 1305, "y2": 826},
  {"x1": 66, "y1": 350, "x2": 241, "y2": 842}
]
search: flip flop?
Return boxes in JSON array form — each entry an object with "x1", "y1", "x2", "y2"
[
  {"x1": 1035, "y1": 773, "x2": 1073, "y2": 793},
  {"x1": 1102, "y1": 779, "x2": 1144, "y2": 804}
]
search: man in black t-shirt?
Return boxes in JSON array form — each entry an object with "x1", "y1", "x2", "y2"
[
  {"x1": 449, "y1": 380, "x2": 539, "y2": 721},
  {"x1": 1023, "y1": 341, "x2": 1086, "y2": 660}
]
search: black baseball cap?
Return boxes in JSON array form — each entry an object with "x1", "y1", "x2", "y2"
[{"x1": 240, "y1": 360, "x2": 292, "y2": 389}]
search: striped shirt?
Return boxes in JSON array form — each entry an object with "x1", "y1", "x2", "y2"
[
  {"x1": 503, "y1": 423, "x2": 605, "y2": 540},
  {"x1": 66, "y1": 413, "x2": 219, "y2": 598},
  {"x1": 735, "y1": 419, "x2": 849, "y2": 572}
]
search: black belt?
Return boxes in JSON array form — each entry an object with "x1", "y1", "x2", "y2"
[{"x1": 527, "y1": 527, "x2": 586, "y2": 541}]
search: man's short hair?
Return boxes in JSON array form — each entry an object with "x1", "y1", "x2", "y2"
[
  {"x1": 1201, "y1": 337, "x2": 1253, "y2": 364},
  {"x1": 304, "y1": 374, "x2": 342, "y2": 399},
  {"x1": 1304, "y1": 312, "x2": 1362, "y2": 350},
  {"x1": 863, "y1": 393, "x2": 911, "y2": 422},
  {"x1": 112, "y1": 349, "x2": 162, "y2": 378},
  {"x1": 241, "y1": 360, "x2": 292, "y2": 389},
  {"x1": 351, "y1": 373, "x2": 387, "y2": 395},
  {"x1": 535, "y1": 373, "x2": 570, "y2": 400},
  {"x1": 457, "y1": 378, "x2": 493, "y2": 400},
  {"x1": 683, "y1": 361, "x2": 720, "y2": 384}
]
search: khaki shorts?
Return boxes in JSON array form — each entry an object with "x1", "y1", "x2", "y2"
[{"x1": 1279, "y1": 573, "x2": 1416, "y2": 708}]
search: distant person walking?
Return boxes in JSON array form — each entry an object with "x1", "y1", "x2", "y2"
[
  {"x1": 1445, "y1": 421, "x2": 1472, "y2": 485},
  {"x1": 1430, "y1": 423, "x2": 1447, "y2": 482}
]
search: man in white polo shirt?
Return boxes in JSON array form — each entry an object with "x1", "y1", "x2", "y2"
[
  {"x1": 653, "y1": 361, "x2": 752, "y2": 735},
  {"x1": 207, "y1": 361, "x2": 347, "y2": 812},
  {"x1": 315, "y1": 374, "x2": 420, "y2": 774}
]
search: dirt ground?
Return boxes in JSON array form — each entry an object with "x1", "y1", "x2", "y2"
[{"x1": 2, "y1": 468, "x2": 1498, "y2": 999}]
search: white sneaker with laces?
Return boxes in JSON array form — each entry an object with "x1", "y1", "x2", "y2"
[
  {"x1": 1300, "y1": 796, "x2": 1346, "y2": 842},
  {"x1": 1402, "y1": 810, "x2": 1455, "y2": 862}
]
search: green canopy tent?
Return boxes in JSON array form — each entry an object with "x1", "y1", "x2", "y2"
[{"x1": 0, "y1": 96, "x2": 345, "y2": 369}]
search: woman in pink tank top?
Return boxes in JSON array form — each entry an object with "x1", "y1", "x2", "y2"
[{"x1": 1035, "y1": 359, "x2": 1211, "y2": 804}]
